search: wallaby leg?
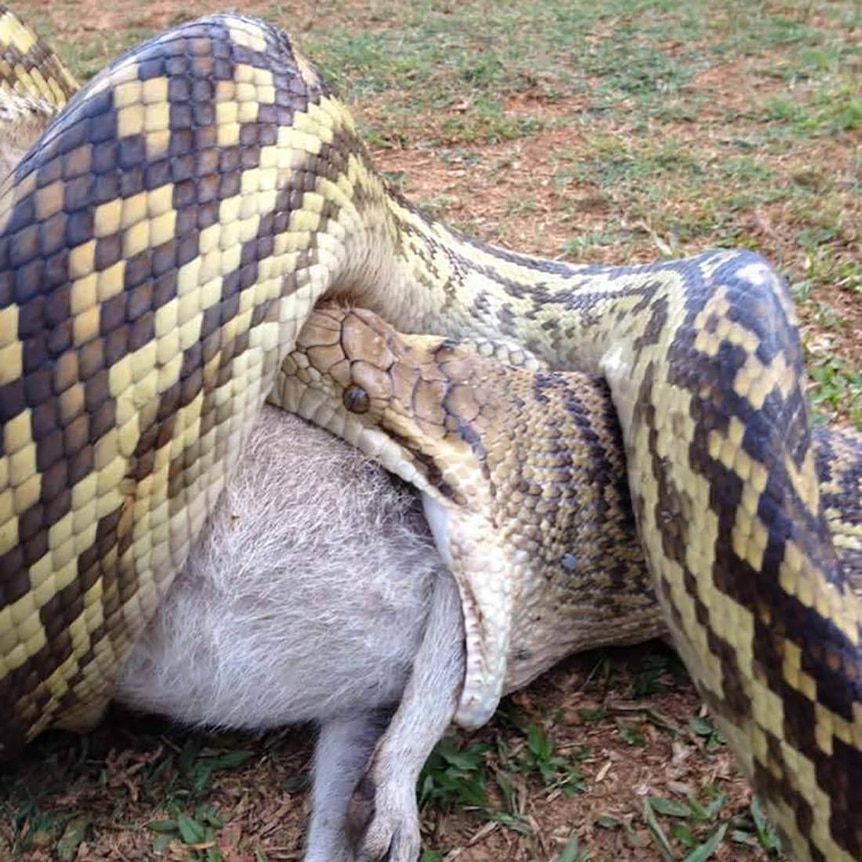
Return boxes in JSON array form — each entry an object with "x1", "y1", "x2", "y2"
[
  {"x1": 349, "y1": 571, "x2": 465, "y2": 862},
  {"x1": 305, "y1": 711, "x2": 391, "y2": 862}
]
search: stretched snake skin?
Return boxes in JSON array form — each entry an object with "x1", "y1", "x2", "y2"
[{"x1": 275, "y1": 304, "x2": 862, "y2": 698}]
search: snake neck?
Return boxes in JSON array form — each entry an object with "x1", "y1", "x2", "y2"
[{"x1": 336, "y1": 177, "x2": 767, "y2": 381}]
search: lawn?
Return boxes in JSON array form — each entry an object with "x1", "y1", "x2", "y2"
[{"x1": 1, "y1": 1, "x2": 859, "y2": 860}]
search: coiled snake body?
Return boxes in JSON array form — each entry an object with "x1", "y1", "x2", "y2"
[
  {"x1": 0, "y1": 11, "x2": 859, "y2": 862},
  {"x1": 278, "y1": 305, "x2": 862, "y2": 695}
]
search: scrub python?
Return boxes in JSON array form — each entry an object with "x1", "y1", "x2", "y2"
[{"x1": 0, "y1": 8, "x2": 859, "y2": 862}]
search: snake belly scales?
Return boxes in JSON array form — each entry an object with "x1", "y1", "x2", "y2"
[{"x1": 0, "y1": 9, "x2": 859, "y2": 862}]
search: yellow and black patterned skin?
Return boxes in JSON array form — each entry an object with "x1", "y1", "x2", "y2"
[
  {"x1": 0, "y1": 14, "x2": 339, "y2": 750},
  {"x1": 815, "y1": 427, "x2": 862, "y2": 584},
  {"x1": 278, "y1": 306, "x2": 667, "y2": 718},
  {"x1": 277, "y1": 304, "x2": 862, "y2": 697},
  {"x1": 281, "y1": 305, "x2": 862, "y2": 862},
  {"x1": 0, "y1": 6, "x2": 77, "y2": 114},
  {"x1": 0, "y1": 13, "x2": 859, "y2": 862}
]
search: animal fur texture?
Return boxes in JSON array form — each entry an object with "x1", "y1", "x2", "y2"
[
  {"x1": 117, "y1": 407, "x2": 447, "y2": 730},
  {"x1": 117, "y1": 407, "x2": 464, "y2": 862}
]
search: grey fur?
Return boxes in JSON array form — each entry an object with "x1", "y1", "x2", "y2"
[{"x1": 117, "y1": 406, "x2": 463, "y2": 862}]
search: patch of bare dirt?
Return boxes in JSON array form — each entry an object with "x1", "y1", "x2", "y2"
[
  {"x1": 2, "y1": 648, "x2": 764, "y2": 862},
  {"x1": 28, "y1": 0, "x2": 384, "y2": 41},
  {"x1": 689, "y1": 52, "x2": 794, "y2": 120},
  {"x1": 373, "y1": 117, "x2": 603, "y2": 258}
]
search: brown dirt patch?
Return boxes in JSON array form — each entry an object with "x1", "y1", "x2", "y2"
[{"x1": 3, "y1": 649, "x2": 766, "y2": 862}]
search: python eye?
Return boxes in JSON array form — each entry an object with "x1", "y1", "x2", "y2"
[{"x1": 343, "y1": 384, "x2": 370, "y2": 414}]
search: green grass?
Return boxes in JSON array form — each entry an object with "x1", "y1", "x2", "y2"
[
  {"x1": 298, "y1": 0, "x2": 861, "y2": 428},
  {"x1": 0, "y1": 729, "x2": 269, "y2": 861},
  {"x1": 260, "y1": 1, "x2": 862, "y2": 428},
  {"x1": 414, "y1": 645, "x2": 784, "y2": 861},
  {"x1": 270, "y1": 0, "x2": 860, "y2": 139}
]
